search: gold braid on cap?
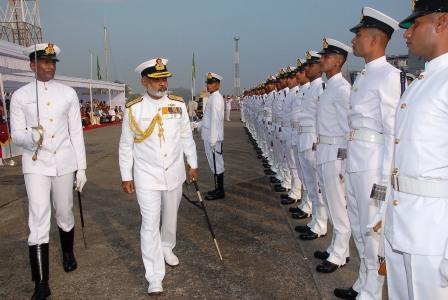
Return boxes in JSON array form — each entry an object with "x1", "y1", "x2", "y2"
[
  {"x1": 44, "y1": 43, "x2": 56, "y2": 55},
  {"x1": 128, "y1": 108, "x2": 165, "y2": 145}
]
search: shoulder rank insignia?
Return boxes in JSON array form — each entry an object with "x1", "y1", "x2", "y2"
[
  {"x1": 125, "y1": 97, "x2": 143, "y2": 108},
  {"x1": 168, "y1": 94, "x2": 184, "y2": 102}
]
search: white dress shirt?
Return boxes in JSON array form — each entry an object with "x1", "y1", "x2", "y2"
[
  {"x1": 385, "y1": 53, "x2": 448, "y2": 256},
  {"x1": 316, "y1": 73, "x2": 351, "y2": 165},
  {"x1": 347, "y1": 56, "x2": 401, "y2": 184},
  {"x1": 200, "y1": 90, "x2": 224, "y2": 145},
  {"x1": 119, "y1": 94, "x2": 197, "y2": 190},
  {"x1": 10, "y1": 80, "x2": 86, "y2": 176},
  {"x1": 297, "y1": 77, "x2": 323, "y2": 152}
]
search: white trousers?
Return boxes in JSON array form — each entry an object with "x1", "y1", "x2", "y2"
[
  {"x1": 385, "y1": 239, "x2": 448, "y2": 300},
  {"x1": 285, "y1": 136, "x2": 301, "y2": 199},
  {"x1": 136, "y1": 183, "x2": 183, "y2": 285},
  {"x1": 317, "y1": 160, "x2": 351, "y2": 265},
  {"x1": 345, "y1": 169, "x2": 384, "y2": 300},
  {"x1": 298, "y1": 149, "x2": 327, "y2": 235},
  {"x1": 293, "y1": 146, "x2": 311, "y2": 214},
  {"x1": 226, "y1": 108, "x2": 231, "y2": 121},
  {"x1": 204, "y1": 141, "x2": 225, "y2": 175},
  {"x1": 24, "y1": 172, "x2": 75, "y2": 245}
]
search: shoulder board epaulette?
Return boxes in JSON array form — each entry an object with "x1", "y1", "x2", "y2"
[
  {"x1": 125, "y1": 97, "x2": 143, "y2": 108},
  {"x1": 168, "y1": 94, "x2": 184, "y2": 102}
]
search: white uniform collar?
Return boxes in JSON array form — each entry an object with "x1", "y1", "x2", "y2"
[
  {"x1": 289, "y1": 85, "x2": 299, "y2": 93},
  {"x1": 300, "y1": 82, "x2": 310, "y2": 90},
  {"x1": 326, "y1": 72, "x2": 343, "y2": 85},
  {"x1": 425, "y1": 52, "x2": 448, "y2": 75},
  {"x1": 365, "y1": 56, "x2": 387, "y2": 72},
  {"x1": 144, "y1": 92, "x2": 167, "y2": 104}
]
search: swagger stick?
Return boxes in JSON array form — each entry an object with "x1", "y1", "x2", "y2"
[
  {"x1": 192, "y1": 180, "x2": 223, "y2": 263},
  {"x1": 76, "y1": 190, "x2": 87, "y2": 249}
]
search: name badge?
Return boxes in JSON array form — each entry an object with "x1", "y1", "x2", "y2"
[{"x1": 162, "y1": 106, "x2": 181, "y2": 119}]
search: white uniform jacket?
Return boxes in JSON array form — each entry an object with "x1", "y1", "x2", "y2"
[
  {"x1": 347, "y1": 56, "x2": 401, "y2": 185},
  {"x1": 282, "y1": 85, "x2": 300, "y2": 141},
  {"x1": 385, "y1": 53, "x2": 448, "y2": 256},
  {"x1": 200, "y1": 91, "x2": 224, "y2": 145},
  {"x1": 297, "y1": 77, "x2": 323, "y2": 152},
  {"x1": 10, "y1": 80, "x2": 86, "y2": 176},
  {"x1": 291, "y1": 82, "x2": 310, "y2": 146},
  {"x1": 316, "y1": 73, "x2": 351, "y2": 165},
  {"x1": 119, "y1": 94, "x2": 198, "y2": 191}
]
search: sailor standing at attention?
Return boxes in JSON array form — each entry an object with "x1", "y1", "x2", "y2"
[
  {"x1": 10, "y1": 43, "x2": 87, "y2": 300},
  {"x1": 385, "y1": 1, "x2": 448, "y2": 299},
  {"x1": 334, "y1": 7, "x2": 401, "y2": 300},
  {"x1": 194, "y1": 72, "x2": 225, "y2": 200},
  {"x1": 119, "y1": 57, "x2": 198, "y2": 295}
]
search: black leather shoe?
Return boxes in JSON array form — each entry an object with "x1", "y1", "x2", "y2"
[
  {"x1": 207, "y1": 188, "x2": 218, "y2": 196},
  {"x1": 263, "y1": 163, "x2": 271, "y2": 168},
  {"x1": 334, "y1": 287, "x2": 358, "y2": 300},
  {"x1": 314, "y1": 250, "x2": 330, "y2": 260},
  {"x1": 280, "y1": 194, "x2": 290, "y2": 199},
  {"x1": 291, "y1": 211, "x2": 311, "y2": 219},
  {"x1": 58, "y1": 227, "x2": 77, "y2": 272},
  {"x1": 299, "y1": 229, "x2": 325, "y2": 240},
  {"x1": 257, "y1": 154, "x2": 264, "y2": 159},
  {"x1": 270, "y1": 177, "x2": 281, "y2": 184},
  {"x1": 289, "y1": 206, "x2": 302, "y2": 213},
  {"x1": 274, "y1": 186, "x2": 287, "y2": 193},
  {"x1": 265, "y1": 170, "x2": 276, "y2": 175},
  {"x1": 294, "y1": 225, "x2": 310, "y2": 233},
  {"x1": 205, "y1": 190, "x2": 225, "y2": 200},
  {"x1": 256, "y1": 150, "x2": 263, "y2": 155},
  {"x1": 316, "y1": 260, "x2": 341, "y2": 273},
  {"x1": 281, "y1": 197, "x2": 298, "y2": 205}
]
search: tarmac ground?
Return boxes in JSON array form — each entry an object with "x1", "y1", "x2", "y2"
[{"x1": 0, "y1": 111, "x2": 383, "y2": 299}]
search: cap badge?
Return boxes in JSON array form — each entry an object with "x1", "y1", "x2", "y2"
[
  {"x1": 207, "y1": 72, "x2": 213, "y2": 79},
  {"x1": 305, "y1": 51, "x2": 312, "y2": 60},
  {"x1": 155, "y1": 58, "x2": 165, "y2": 71},
  {"x1": 412, "y1": 0, "x2": 416, "y2": 10},
  {"x1": 323, "y1": 38, "x2": 329, "y2": 49},
  {"x1": 297, "y1": 59, "x2": 302, "y2": 67},
  {"x1": 44, "y1": 43, "x2": 55, "y2": 55}
]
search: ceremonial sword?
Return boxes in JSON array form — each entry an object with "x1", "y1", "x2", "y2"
[{"x1": 31, "y1": 44, "x2": 44, "y2": 161}]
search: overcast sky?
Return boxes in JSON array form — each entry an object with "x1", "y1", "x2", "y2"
[{"x1": 40, "y1": 0, "x2": 412, "y2": 94}]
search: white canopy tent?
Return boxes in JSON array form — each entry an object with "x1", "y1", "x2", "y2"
[{"x1": 0, "y1": 39, "x2": 126, "y2": 159}]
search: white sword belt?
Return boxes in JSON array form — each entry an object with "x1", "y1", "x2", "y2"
[
  {"x1": 318, "y1": 135, "x2": 345, "y2": 145},
  {"x1": 392, "y1": 174, "x2": 448, "y2": 198},
  {"x1": 297, "y1": 126, "x2": 316, "y2": 134},
  {"x1": 348, "y1": 128, "x2": 384, "y2": 144}
]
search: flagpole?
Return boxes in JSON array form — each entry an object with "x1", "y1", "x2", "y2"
[{"x1": 89, "y1": 52, "x2": 94, "y2": 123}]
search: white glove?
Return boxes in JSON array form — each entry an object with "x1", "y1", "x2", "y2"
[
  {"x1": 211, "y1": 143, "x2": 216, "y2": 152},
  {"x1": 75, "y1": 170, "x2": 87, "y2": 193},
  {"x1": 191, "y1": 122, "x2": 198, "y2": 129},
  {"x1": 31, "y1": 126, "x2": 44, "y2": 144},
  {"x1": 440, "y1": 258, "x2": 448, "y2": 288}
]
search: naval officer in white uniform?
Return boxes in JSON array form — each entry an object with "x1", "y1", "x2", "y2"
[
  {"x1": 384, "y1": 1, "x2": 448, "y2": 299},
  {"x1": 334, "y1": 7, "x2": 401, "y2": 300},
  {"x1": 119, "y1": 57, "x2": 198, "y2": 295},
  {"x1": 195, "y1": 72, "x2": 225, "y2": 200},
  {"x1": 10, "y1": 43, "x2": 87, "y2": 300},
  {"x1": 313, "y1": 38, "x2": 352, "y2": 274}
]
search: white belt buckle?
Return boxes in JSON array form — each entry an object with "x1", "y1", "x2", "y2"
[{"x1": 348, "y1": 130, "x2": 355, "y2": 141}]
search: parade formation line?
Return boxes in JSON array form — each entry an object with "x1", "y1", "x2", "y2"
[{"x1": 0, "y1": 112, "x2": 364, "y2": 299}]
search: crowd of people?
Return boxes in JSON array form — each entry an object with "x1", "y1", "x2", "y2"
[
  {"x1": 79, "y1": 99, "x2": 123, "y2": 127},
  {"x1": 241, "y1": 3, "x2": 448, "y2": 300}
]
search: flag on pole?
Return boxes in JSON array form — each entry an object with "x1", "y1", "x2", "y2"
[
  {"x1": 191, "y1": 53, "x2": 196, "y2": 100},
  {"x1": 96, "y1": 56, "x2": 102, "y2": 80},
  {"x1": 192, "y1": 52, "x2": 196, "y2": 81}
]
